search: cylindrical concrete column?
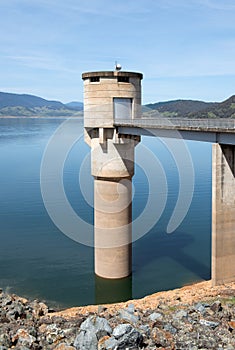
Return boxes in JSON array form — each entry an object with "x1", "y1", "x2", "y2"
[
  {"x1": 82, "y1": 69, "x2": 142, "y2": 279},
  {"x1": 89, "y1": 134, "x2": 138, "y2": 279},
  {"x1": 94, "y1": 177, "x2": 132, "y2": 278}
]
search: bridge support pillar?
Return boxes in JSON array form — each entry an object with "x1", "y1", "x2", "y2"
[
  {"x1": 87, "y1": 128, "x2": 139, "y2": 279},
  {"x1": 212, "y1": 143, "x2": 235, "y2": 285}
]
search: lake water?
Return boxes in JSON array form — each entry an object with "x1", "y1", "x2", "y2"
[{"x1": 0, "y1": 118, "x2": 212, "y2": 308}]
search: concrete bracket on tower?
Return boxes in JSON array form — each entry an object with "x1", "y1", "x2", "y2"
[{"x1": 99, "y1": 128, "x2": 105, "y2": 144}]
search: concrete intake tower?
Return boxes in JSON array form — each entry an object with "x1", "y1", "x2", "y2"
[{"x1": 82, "y1": 70, "x2": 143, "y2": 279}]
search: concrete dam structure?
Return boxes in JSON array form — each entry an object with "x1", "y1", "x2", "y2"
[{"x1": 82, "y1": 69, "x2": 235, "y2": 286}]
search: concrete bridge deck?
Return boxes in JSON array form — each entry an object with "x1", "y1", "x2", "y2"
[{"x1": 115, "y1": 118, "x2": 235, "y2": 145}]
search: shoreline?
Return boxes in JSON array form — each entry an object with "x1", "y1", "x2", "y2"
[
  {"x1": 51, "y1": 279, "x2": 235, "y2": 318},
  {"x1": 0, "y1": 115, "x2": 82, "y2": 119},
  {"x1": 1, "y1": 280, "x2": 235, "y2": 349}
]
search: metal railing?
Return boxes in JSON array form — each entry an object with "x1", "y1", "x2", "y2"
[{"x1": 114, "y1": 118, "x2": 235, "y2": 131}]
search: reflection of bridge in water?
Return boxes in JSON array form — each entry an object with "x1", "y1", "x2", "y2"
[{"x1": 82, "y1": 70, "x2": 235, "y2": 289}]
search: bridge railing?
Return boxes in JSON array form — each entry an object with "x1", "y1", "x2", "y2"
[{"x1": 114, "y1": 118, "x2": 235, "y2": 130}]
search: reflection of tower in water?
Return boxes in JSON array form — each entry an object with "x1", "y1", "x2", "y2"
[{"x1": 95, "y1": 275, "x2": 132, "y2": 305}]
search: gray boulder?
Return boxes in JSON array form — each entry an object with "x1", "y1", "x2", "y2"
[
  {"x1": 149, "y1": 312, "x2": 163, "y2": 322},
  {"x1": 199, "y1": 319, "x2": 220, "y2": 329},
  {"x1": 126, "y1": 303, "x2": 135, "y2": 314},
  {"x1": 74, "y1": 316, "x2": 112, "y2": 350},
  {"x1": 173, "y1": 309, "x2": 188, "y2": 319},
  {"x1": 105, "y1": 323, "x2": 143, "y2": 350},
  {"x1": 119, "y1": 307, "x2": 139, "y2": 324},
  {"x1": 11, "y1": 329, "x2": 36, "y2": 348}
]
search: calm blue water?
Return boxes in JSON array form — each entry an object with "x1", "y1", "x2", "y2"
[{"x1": 0, "y1": 118, "x2": 212, "y2": 308}]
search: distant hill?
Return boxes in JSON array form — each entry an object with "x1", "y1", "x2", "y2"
[
  {"x1": 186, "y1": 95, "x2": 235, "y2": 119},
  {"x1": 1, "y1": 91, "x2": 235, "y2": 119},
  {"x1": 145, "y1": 99, "x2": 218, "y2": 118},
  {"x1": 0, "y1": 92, "x2": 83, "y2": 117},
  {"x1": 144, "y1": 96, "x2": 235, "y2": 118},
  {"x1": 65, "y1": 101, "x2": 83, "y2": 111}
]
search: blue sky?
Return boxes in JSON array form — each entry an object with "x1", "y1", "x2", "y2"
[{"x1": 1, "y1": 0, "x2": 235, "y2": 104}]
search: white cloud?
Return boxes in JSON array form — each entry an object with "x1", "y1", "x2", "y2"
[
  {"x1": 1, "y1": 51, "x2": 78, "y2": 74},
  {"x1": 15, "y1": 0, "x2": 150, "y2": 21}
]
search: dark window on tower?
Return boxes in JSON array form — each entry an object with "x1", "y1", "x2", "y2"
[
  {"x1": 90, "y1": 77, "x2": 100, "y2": 83},
  {"x1": 117, "y1": 76, "x2": 129, "y2": 83}
]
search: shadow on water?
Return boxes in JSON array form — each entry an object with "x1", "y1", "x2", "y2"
[
  {"x1": 133, "y1": 230, "x2": 211, "y2": 281},
  {"x1": 95, "y1": 275, "x2": 132, "y2": 305},
  {"x1": 95, "y1": 230, "x2": 210, "y2": 305}
]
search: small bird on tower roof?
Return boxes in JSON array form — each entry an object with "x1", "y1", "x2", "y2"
[{"x1": 115, "y1": 62, "x2": 122, "y2": 71}]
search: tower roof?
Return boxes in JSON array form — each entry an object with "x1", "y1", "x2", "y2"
[{"x1": 82, "y1": 71, "x2": 143, "y2": 80}]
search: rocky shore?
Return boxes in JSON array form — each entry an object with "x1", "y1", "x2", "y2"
[{"x1": 0, "y1": 281, "x2": 235, "y2": 349}]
